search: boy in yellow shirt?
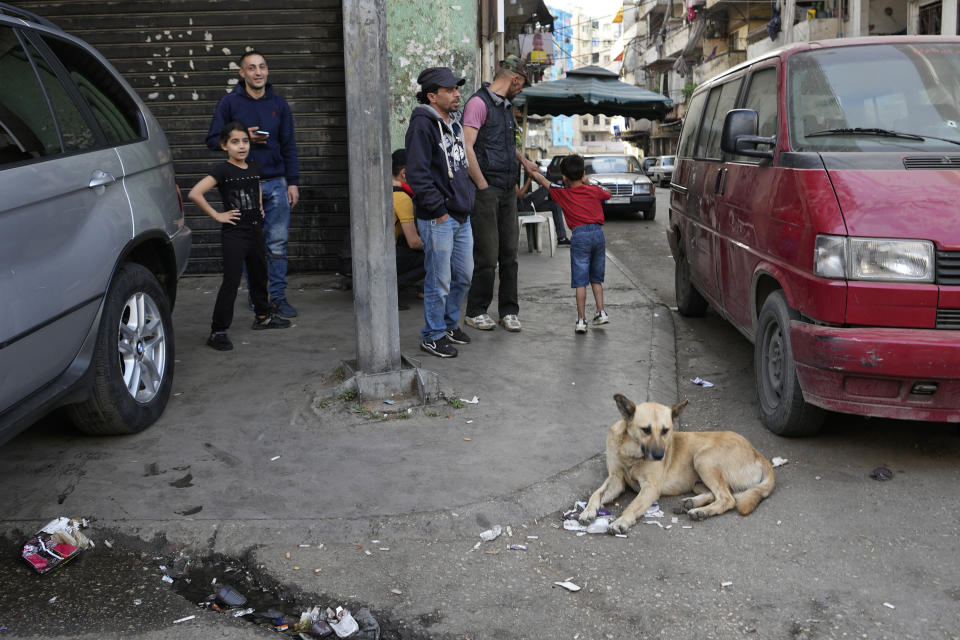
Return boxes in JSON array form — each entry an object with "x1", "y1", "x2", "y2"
[{"x1": 392, "y1": 149, "x2": 425, "y2": 308}]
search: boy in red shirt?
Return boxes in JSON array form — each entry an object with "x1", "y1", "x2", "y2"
[{"x1": 531, "y1": 154, "x2": 610, "y2": 333}]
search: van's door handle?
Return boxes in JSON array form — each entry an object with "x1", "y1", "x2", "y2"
[
  {"x1": 88, "y1": 170, "x2": 116, "y2": 188},
  {"x1": 713, "y1": 168, "x2": 724, "y2": 194},
  {"x1": 719, "y1": 169, "x2": 728, "y2": 196}
]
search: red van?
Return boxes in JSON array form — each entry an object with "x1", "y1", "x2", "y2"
[{"x1": 668, "y1": 36, "x2": 960, "y2": 436}]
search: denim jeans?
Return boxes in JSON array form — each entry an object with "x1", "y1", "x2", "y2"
[
  {"x1": 466, "y1": 185, "x2": 519, "y2": 318},
  {"x1": 261, "y1": 177, "x2": 291, "y2": 301},
  {"x1": 416, "y1": 216, "x2": 474, "y2": 341}
]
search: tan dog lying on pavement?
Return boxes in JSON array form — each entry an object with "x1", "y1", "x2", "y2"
[{"x1": 578, "y1": 394, "x2": 775, "y2": 534}]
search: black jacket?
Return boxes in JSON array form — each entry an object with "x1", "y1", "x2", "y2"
[{"x1": 404, "y1": 105, "x2": 475, "y2": 223}]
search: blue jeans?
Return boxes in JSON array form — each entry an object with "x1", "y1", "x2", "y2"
[
  {"x1": 417, "y1": 216, "x2": 474, "y2": 341},
  {"x1": 570, "y1": 223, "x2": 605, "y2": 288},
  {"x1": 261, "y1": 177, "x2": 291, "y2": 301}
]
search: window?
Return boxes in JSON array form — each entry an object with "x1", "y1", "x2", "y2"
[
  {"x1": 0, "y1": 26, "x2": 60, "y2": 166},
  {"x1": 737, "y1": 67, "x2": 777, "y2": 160},
  {"x1": 592, "y1": 52, "x2": 600, "y2": 63},
  {"x1": 602, "y1": 55, "x2": 610, "y2": 64},
  {"x1": 24, "y1": 39, "x2": 96, "y2": 152},
  {"x1": 919, "y1": 1, "x2": 942, "y2": 34},
  {"x1": 583, "y1": 118, "x2": 588, "y2": 126},
  {"x1": 41, "y1": 35, "x2": 141, "y2": 143},
  {"x1": 593, "y1": 115, "x2": 600, "y2": 125},
  {"x1": 696, "y1": 79, "x2": 742, "y2": 159}
]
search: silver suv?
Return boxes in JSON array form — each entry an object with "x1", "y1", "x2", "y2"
[{"x1": 0, "y1": 5, "x2": 191, "y2": 444}]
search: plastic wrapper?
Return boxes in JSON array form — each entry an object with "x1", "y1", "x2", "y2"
[{"x1": 21, "y1": 517, "x2": 93, "y2": 575}]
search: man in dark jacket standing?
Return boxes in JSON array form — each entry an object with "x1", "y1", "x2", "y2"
[
  {"x1": 404, "y1": 67, "x2": 476, "y2": 358},
  {"x1": 206, "y1": 50, "x2": 300, "y2": 319},
  {"x1": 462, "y1": 56, "x2": 540, "y2": 333}
]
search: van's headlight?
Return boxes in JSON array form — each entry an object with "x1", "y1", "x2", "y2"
[
  {"x1": 633, "y1": 180, "x2": 652, "y2": 195},
  {"x1": 814, "y1": 235, "x2": 934, "y2": 282}
]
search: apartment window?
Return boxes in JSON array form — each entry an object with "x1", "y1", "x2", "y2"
[
  {"x1": 583, "y1": 118, "x2": 589, "y2": 126},
  {"x1": 593, "y1": 115, "x2": 600, "y2": 125},
  {"x1": 592, "y1": 52, "x2": 600, "y2": 63},
  {"x1": 603, "y1": 55, "x2": 610, "y2": 64},
  {"x1": 919, "y1": 1, "x2": 942, "y2": 34}
]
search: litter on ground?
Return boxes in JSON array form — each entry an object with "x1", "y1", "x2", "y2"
[
  {"x1": 772, "y1": 457, "x2": 789, "y2": 467},
  {"x1": 554, "y1": 580, "x2": 582, "y2": 592},
  {"x1": 690, "y1": 377, "x2": 715, "y2": 388}
]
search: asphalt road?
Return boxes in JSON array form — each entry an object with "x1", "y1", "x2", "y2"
[{"x1": 1, "y1": 187, "x2": 959, "y2": 640}]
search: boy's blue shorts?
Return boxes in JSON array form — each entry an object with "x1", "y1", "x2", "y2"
[{"x1": 570, "y1": 223, "x2": 605, "y2": 288}]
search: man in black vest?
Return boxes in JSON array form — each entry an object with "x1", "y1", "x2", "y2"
[{"x1": 462, "y1": 56, "x2": 540, "y2": 332}]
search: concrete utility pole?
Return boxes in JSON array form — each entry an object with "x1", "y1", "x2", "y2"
[{"x1": 341, "y1": 0, "x2": 401, "y2": 373}]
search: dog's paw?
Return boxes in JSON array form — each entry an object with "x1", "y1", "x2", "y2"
[
  {"x1": 578, "y1": 510, "x2": 597, "y2": 525},
  {"x1": 687, "y1": 508, "x2": 708, "y2": 521},
  {"x1": 608, "y1": 518, "x2": 633, "y2": 534},
  {"x1": 681, "y1": 498, "x2": 695, "y2": 512}
]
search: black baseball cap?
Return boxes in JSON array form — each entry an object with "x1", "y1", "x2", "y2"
[{"x1": 416, "y1": 66, "x2": 466, "y2": 88}]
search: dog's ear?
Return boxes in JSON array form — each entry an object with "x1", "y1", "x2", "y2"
[
  {"x1": 671, "y1": 398, "x2": 689, "y2": 422},
  {"x1": 614, "y1": 394, "x2": 636, "y2": 421}
]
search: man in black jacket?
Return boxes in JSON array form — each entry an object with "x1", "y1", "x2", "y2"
[
  {"x1": 404, "y1": 67, "x2": 476, "y2": 358},
  {"x1": 462, "y1": 56, "x2": 540, "y2": 333}
]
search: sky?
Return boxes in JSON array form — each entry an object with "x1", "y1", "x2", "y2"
[{"x1": 546, "y1": 0, "x2": 625, "y2": 19}]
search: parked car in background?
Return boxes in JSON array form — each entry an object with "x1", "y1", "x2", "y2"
[
  {"x1": 642, "y1": 156, "x2": 658, "y2": 176},
  {"x1": 650, "y1": 155, "x2": 676, "y2": 186},
  {"x1": 545, "y1": 154, "x2": 656, "y2": 220},
  {"x1": 0, "y1": 5, "x2": 191, "y2": 445},
  {"x1": 584, "y1": 154, "x2": 656, "y2": 220},
  {"x1": 668, "y1": 35, "x2": 960, "y2": 436}
]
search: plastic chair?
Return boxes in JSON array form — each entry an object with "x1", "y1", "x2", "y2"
[{"x1": 518, "y1": 212, "x2": 556, "y2": 257}]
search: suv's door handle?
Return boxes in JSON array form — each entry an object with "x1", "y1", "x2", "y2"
[
  {"x1": 713, "y1": 168, "x2": 723, "y2": 194},
  {"x1": 88, "y1": 170, "x2": 116, "y2": 188},
  {"x1": 719, "y1": 168, "x2": 728, "y2": 195}
]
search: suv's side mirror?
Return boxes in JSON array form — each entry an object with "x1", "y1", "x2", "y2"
[{"x1": 721, "y1": 109, "x2": 775, "y2": 159}]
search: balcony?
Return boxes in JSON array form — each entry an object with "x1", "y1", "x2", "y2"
[
  {"x1": 746, "y1": 17, "x2": 839, "y2": 59},
  {"x1": 640, "y1": 0, "x2": 670, "y2": 20},
  {"x1": 699, "y1": 49, "x2": 747, "y2": 80}
]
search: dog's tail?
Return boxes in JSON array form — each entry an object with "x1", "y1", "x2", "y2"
[{"x1": 734, "y1": 455, "x2": 776, "y2": 515}]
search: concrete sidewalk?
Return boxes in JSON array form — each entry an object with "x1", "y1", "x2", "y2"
[{"x1": 0, "y1": 247, "x2": 677, "y2": 552}]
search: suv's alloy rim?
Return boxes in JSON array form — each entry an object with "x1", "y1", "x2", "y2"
[{"x1": 117, "y1": 292, "x2": 167, "y2": 404}]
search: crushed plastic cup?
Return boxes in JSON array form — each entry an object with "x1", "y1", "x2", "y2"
[
  {"x1": 586, "y1": 517, "x2": 610, "y2": 534},
  {"x1": 479, "y1": 525, "x2": 502, "y2": 541},
  {"x1": 328, "y1": 606, "x2": 359, "y2": 638},
  {"x1": 563, "y1": 519, "x2": 586, "y2": 532},
  {"x1": 215, "y1": 584, "x2": 247, "y2": 607}
]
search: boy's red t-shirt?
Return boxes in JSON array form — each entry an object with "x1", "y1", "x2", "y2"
[{"x1": 548, "y1": 183, "x2": 609, "y2": 229}]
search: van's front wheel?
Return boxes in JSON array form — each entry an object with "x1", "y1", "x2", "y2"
[{"x1": 754, "y1": 291, "x2": 824, "y2": 436}]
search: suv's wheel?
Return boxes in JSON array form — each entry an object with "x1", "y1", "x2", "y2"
[
  {"x1": 674, "y1": 238, "x2": 708, "y2": 316},
  {"x1": 69, "y1": 263, "x2": 174, "y2": 435},
  {"x1": 754, "y1": 291, "x2": 824, "y2": 436}
]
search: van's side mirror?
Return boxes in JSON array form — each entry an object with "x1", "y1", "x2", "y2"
[{"x1": 721, "y1": 109, "x2": 775, "y2": 159}]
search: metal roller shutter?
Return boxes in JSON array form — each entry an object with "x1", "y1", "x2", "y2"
[{"x1": 17, "y1": 0, "x2": 349, "y2": 274}]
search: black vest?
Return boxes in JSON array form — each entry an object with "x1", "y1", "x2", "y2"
[{"x1": 469, "y1": 84, "x2": 518, "y2": 190}]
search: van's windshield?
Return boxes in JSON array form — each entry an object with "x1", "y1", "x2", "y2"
[{"x1": 788, "y1": 43, "x2": 960, "y2": 152}]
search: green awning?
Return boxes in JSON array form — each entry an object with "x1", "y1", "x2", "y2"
[{"x1": 513, "y1": 66, "x2": 673, "y2": 120}]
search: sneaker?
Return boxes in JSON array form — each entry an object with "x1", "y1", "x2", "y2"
[
  {"x1": 207, "y1": 331, "x2": 233, "y2": 351},
  {"x1": 499, "y1": 314, "x2": 522, "y2": 332},
  {"x1": 446, "y1": 327, "x2": 471, "y2": 344},
  {"x1": 592, "y1": 310, "x2": 610, "y2": 325},
  {"x1": 271, "y1": 298, "x2": 298, "y2": 318},
  {"x1": 464, "y1": 313, "x2": 496, "y2": 331},
  {"x1": 557, "y1": 238, "x2": 571, "y2": 246},
  {"x1": 420, "y1": 335, "x2": 457, "y2": 358},
  {"x1": 252, "y1": 314, "x2": 292, "y2": 330},
  {"x1": 575, "y1": 318, "x2": 588, "y2": 334}
]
